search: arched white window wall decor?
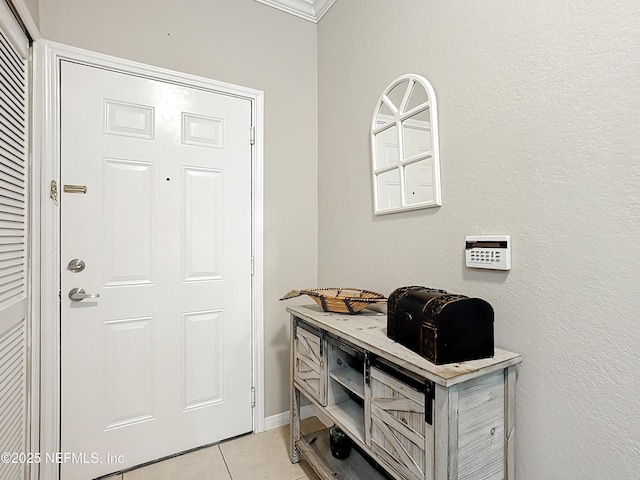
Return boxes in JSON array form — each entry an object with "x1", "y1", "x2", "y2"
[{"x1": 371, "y1": 74, "x2": 441, "y2": 214}]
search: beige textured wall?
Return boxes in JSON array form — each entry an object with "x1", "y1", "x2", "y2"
[
  {"x1": 39, "y1": 0, "x2": 318, "y2": 417},
  {"x1": 21, "y1": 0, "x2": 38, "y2": 26},
  {"x1": 318, "y1": 1, "x2": 639, "y2": 479}
]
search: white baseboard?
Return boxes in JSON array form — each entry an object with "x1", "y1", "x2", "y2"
[{"x1": 263, "y1": 404, "x2": 316, "y2": 431}]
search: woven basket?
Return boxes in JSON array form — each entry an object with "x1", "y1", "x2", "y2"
[{"x1": 280, "y1": 287, "x2": 387, "y2": 314}]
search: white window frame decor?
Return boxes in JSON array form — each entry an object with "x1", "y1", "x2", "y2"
[{"x1": 371, "y1": 73, "x2": 442, "y2": 215}]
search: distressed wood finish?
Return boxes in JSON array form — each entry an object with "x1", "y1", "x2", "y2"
[
  {"x1": 447, "y1": 386, "x2": 460, "y2": 480},
  {"x1": 287, "y1": 305, "x2": 520, "y2": 387},
  {"x1": 297, "y1": 430, "x2": 389, "y2": 480},
  {"x1": 434, "y1": 384, "x2": 450, "y2": 480},
  {"x1": 294, "y1": 326, "x2": 324, "y2": 403},
  {"x1": 364, "y1": 361, "x2": 373, "y2": 448},
  {"x1": 326, "y1": 339, "x2": 363, "y2": 406},
  {"x1": 297, "y1": 327, "x2": 321, "y2": 364},
  {"x1": 325, "y1": 399, "x2": 366, "y2": 442},
  {"x1": 505, "y1": 365, "x2": 517, "y2": 480},
  {"x1": 289, "y1": 307, "x2": 521, "y2": 480},
  {"x1": 289, "y1": 319, "x2": 301, "y2": 463},
  {"x1": 370, "y1": 367, "x2": 428, "y2": 480},
  {"x1": 330, "y1": 367, "x2": 365, "y2": 399},
  {"x1": 458, "y1": 371, "x2": 504, "y2": 480}
]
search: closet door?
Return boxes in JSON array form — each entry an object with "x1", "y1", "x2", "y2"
[{"x1": 0, "y1": 1, "x2": 29, "y2": 479}]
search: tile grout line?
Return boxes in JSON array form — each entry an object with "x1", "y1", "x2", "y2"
[
  {"x1": 218, "y1": 444, "x2": 234, "y2": 480},
  {"x1": 293, "y1": 474, "x2": 315, "y2": 480}
]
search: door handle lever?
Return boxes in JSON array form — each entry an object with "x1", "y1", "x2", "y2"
[{"x1": 69, "y1": 287, "x2": 100, "y2": 302}]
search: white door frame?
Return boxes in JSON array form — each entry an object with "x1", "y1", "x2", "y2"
[{"x1": 34, "y1": 40, "x2": 265, "y2": 480}]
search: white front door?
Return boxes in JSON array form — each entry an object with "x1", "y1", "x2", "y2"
[{"x1": 60, "y1": 61, "x2": 253, "y2": 479}]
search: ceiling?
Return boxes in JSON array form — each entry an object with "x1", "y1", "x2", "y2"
[{"x1": 254, "y1": 0, "x2": 337, "y2": 23}]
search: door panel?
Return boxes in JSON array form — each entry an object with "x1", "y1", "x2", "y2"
[
  {"x1": 0, "y1": 3, "x2": 29, "y2": 479},
  {"x1": 369, "y1": 367, "x2": 433, "y2": 480},
  {"x1": 104, "y1": 158, "x2": 154, "y2": 286},
  {"x1": 60, "y1": 61, "x2": 253, "y2": 479},
  {"x1": 182, "y1": 167, "x2": 223, "y2": 281}
]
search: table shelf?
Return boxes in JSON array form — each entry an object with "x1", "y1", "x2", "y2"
[
  {"x1": 329, "y1": 366, "x2": 364, "y2": 399},
  {"x1": 325, "y1": 398, "x2": 365, "y2": 443},
  {"x1": 296, "y1": 429, "x2": 389, "y2": 480}
]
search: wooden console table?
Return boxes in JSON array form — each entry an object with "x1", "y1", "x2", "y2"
[{"x1": 288, "y1": 305, "x2": 521, "y2": 480}]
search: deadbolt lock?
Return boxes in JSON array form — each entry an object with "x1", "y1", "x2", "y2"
[{"x1": 67, "y1": 258, "x2": 86, "y2": 273}]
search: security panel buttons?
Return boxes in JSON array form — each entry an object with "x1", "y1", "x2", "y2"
[{"x1": 465, "y1": 235, "x2": 511, "y2": 270}]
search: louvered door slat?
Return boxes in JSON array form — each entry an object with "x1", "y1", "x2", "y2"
[
  {"x1": 0, "y1": 31, "x2": 23, "y2": 70},
  {"x1": 0, "y1": 184, "x2": 24, "y2": 200},
  {"x1": 0, "y1": 28, "x2": 21, "y2": 61},
  {"x1": 0, "y1": 286, "x2": 22, "y2": 304},
  {"x1": 0, "y1": 323, "x2": 20, "y2": 364},
  {"x1": 0, "y1": 187, "x2": 24, "y2": 202},
  {"x1": 1, "y1": 132, "x2": 25, "y2": 159},
  {"x1": 0, "y1": 268, "x2": 24, "y2": 284},
  {"x1": 0, "y1": 152, "x2": 25, "y2": 172},
  {"x1": 0, "y1": 64, "x2": 25, "y2": 92},
  {"x1": 0, "y1": 171, "x2": 24, "y2": 188},
  {"x1": 0, "y1": 111, "x2": 25, "y2": 139},
  {"x1": 0, "y1": 104, "x2": 22, "y2": 136},
  {"x1": 0, "y1": 256, "x2": 24, "y2": 270},
  {"x1": 0, "y1": 52, "x2": 24, "y2": 85},
  {"x1": 0, "y1": 139, "x2": 25, "y2": 163},
  {"x1": 0, "y1": 44, "x2": 25, "y2": 83},
  {"x1": 0, "y1": 363, "x2": 21, "y2": 401},
  {"x1": 0, "y1": 321, "x2": 26, "y2": 477},
  {"x1": 0, "y1": 162, "x2": 21, "y2": 180},
  {"x1": 0, "y1": 155, "x2": 24, "y2": 179},
  {"x1": 0, "y1": 248, "x2": 22, "y2": 260},
  {"x1": 0, "y1": 75, "x2": 25, "y2": 115},
  {"x1": 0, "y1": 375, "x2": 20, "y2": 404},
  {"x1": 0, "y1": 4, "x2": 29, "y2": 478},
  {"x1": 0, "y1": 215, "x2": 23, "y2": 226},
  {"x1": 0, "y1": 104, "x2": 25, "y2": 136},
  {"x1": 0, "y1": 83, "x2": 26, "y2": 119},
  {"x1": 0, "y1": 196, "x2": 23, "y2": 210},
  {"x1": 0, "y1": 222, "x2": 24, "y2": 233},
  {"x1": 0, "y1": 273, "x2": 22, "y2": 288},
  {"x1": 0, "y1": 204, "x2": 22, "y2": 218},
  {"x1": 0, "y1": 53, "x2": 25, "y2": 94},
  {"x1": 0, "y1": 169, "x2": 23, "y2": 187}
]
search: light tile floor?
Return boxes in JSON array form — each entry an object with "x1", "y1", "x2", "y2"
[{"x1": 101, "y1": 417, "x2": 326, "y2": 480}]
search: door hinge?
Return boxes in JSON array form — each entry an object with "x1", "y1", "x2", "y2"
[
  {"x1": 251, "y1": 256, "x2": 255, "y2": 275},
  {"x1": 250, "y1": 126, "x2": 255, "y2": 145},
  {"x1": 50, "y1": 180, "x2": 59, "y2": 205},
  {"x1": 365, "y1": 351, "x2": 371, "y2": 386},
  {"x1": 251, "y1": 387, "x2": 256, "y2": 407},
  {"x1": 425, "y1": 380, "x2": 435, "y2": 425}
]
